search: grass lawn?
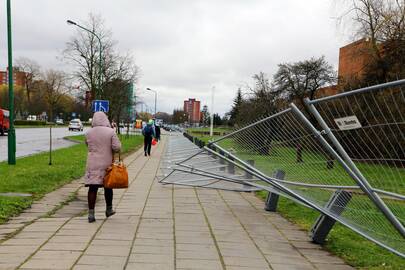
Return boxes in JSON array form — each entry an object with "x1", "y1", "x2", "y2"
[
  {"x1": 256, "y1": 192, "x2": 405, "y2": 269},
  {"x1": 0, "y1": 134, "x2": 143, "y2": 224}
]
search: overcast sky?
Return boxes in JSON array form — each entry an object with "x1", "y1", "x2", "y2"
[{"x1": 0, "y1": 0, "x2": 351, "y2": 115}]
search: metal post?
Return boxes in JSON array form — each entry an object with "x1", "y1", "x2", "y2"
[
  {"x1": 7, "y1": 0, "x2": 16, "y2": 165},
  {"x1": 219, "y1": 149, "x2": 225, "y2": 171},
  {"x1": 210, "y1": 86, "x2": 214, "y2": 137},
  {"x1": 292, "y1": 102, "x2": 405, "y2": 237},
  {"x1": 154, "y1": 91, "x2": 157, "y2": 117},
  {"x1": 310, "y1": 190, "x2": 352, "y2": 244},
  {"x1": 49, "y1": 126, "x2": 52, "y2": 165},
  {"x1": 265, "y1": 170, "x2": 285, "y2": 211},
  {"x1": 244, "y1": 160, "x2": 255, "y2": 191},
  {"x1": 227, "y1": 155, "x2": 235, "y2": 174}
]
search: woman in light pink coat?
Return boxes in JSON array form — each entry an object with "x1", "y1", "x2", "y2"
[{"x1": 85, "y1": 112, "x2": 121, "y2": 223}]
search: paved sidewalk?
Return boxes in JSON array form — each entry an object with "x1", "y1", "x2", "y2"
[{"x1": 0, "y1": 136, "x2": 353, "y2": 270}]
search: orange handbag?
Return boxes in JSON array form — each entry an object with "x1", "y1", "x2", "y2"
[{"x1": 104, "y1": 154, "x2": 128, "y2": 189}]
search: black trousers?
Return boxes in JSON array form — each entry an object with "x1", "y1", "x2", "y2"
[
  {"x1": 88, "y1": 185, "x2": 113, "y2": 210},
  {"x1": 144, "y1": 136, "x2": 152, "y2": 155}
]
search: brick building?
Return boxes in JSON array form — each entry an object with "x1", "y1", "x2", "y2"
[
  {"x1": 316, "y1": 38, "x2": 374, "y2": 98},
  {"x1": 0, "y1": 67, "x2": 27, "y2": 87},
  {"x1": 184, "y1": 98, "x2": 201, "y2": 123}
]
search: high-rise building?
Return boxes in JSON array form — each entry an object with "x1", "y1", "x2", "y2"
[
  {"x1": 184, "y1": 98, "x2": 201, "y2": 123},
  {"x1": 0, "y1": 67, "x2": 27, "y2": 87}
]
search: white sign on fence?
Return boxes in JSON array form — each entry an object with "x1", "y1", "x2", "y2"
[{"x1": 334, "y1": 115, "x2": 362, "y2": 131}]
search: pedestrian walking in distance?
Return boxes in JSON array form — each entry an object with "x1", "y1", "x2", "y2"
[
  {"x1": 85, "y1": 112, "x2": 122, "y2": 223},
  {"x1": 155, "y1": 124, "x2": 161, "y2": 141},
  {"x1": 142, "y1": 119, "x2": 155, "y2": 156}
]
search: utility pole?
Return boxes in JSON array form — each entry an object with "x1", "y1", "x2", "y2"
[
  {"x1": 7, "y1": 0, "x2": 16, "y2": 165},
  {"x1": 210, "y1": 86, "x2": 215, "y2": 137}
]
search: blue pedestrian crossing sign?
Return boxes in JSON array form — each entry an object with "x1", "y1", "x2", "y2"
[{"x1": 92, "y1": 100, "x2": 109, "y2": 112}]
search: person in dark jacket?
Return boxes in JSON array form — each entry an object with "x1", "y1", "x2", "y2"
[
  {"x1": 155, "y1": 124, "x2": 161, "y2": 141},
  {"x1": 142, "y1": 119, "x2": 155, "y2": 156}
]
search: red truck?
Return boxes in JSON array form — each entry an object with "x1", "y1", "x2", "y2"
[{"x1": 0, "y1": 109, "x2": 10, "y2": 136}]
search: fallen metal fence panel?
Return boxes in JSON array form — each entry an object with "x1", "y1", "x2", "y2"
[
  {"x1": 158, "y1": 80, "x2": 405, "y2": 258},
  {"x1": 209, "y1": 97, "x2": 405, "y2": 257}
]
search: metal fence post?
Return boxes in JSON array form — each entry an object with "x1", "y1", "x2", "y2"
[
  {"x1": 219, "y1": 150, "x2": 226, "y2": 171},
  {"x1": 227, "y1": 155, "x2": 235, "y2": 174},
  {"x1": 310, "y1": 190, "x2": 352, "y2": 244},
  {"x1": 265, "y1": 170, "x2": 285, "y2": 212}
]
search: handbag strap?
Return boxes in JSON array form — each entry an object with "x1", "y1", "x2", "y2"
[{"x1": 112, "y1": 152, "x2": 122, "y2": 162}]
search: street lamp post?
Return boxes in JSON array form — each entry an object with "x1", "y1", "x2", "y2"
[
  {"x1": 146, "y1": 88, "x2": 157, "y2": 117},
  {"x1": 67, "y1": 19, "x2": 102, "y2": 100},
  {"x1": 7, "y1": 0, "x2": 16, "y2": 165}
]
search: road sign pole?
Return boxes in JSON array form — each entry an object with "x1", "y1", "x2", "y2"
[{"x1": 7, "y1": 0, "x2": 16, "y2": 165}]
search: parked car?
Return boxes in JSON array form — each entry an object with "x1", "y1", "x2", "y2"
[
  {"x1": 0, "y1": 109, "x2": 10, "y2": 136},
  {"x1": 55, "y1": 119, "x2": 64, "y2": 125},
  {"x1": 68, "y1": 119, "x2": 83, "y2": 131}
]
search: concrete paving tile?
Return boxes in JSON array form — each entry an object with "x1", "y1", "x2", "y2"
[
  {"x1": 128, "y1": 253, "x2": 173, "y2": 263},
  {"x1": 133, "y1": 238, "x2": 173, "y2": 247},
  {"x1": 219, "y1": 248, "x2": 263, "y2": 258},
  {"x1": 270, "y1": 263, "x2": 316, "y2": 270},
  {"x1": 41, "y1": 242, "x2": 88, "y2": 251},
  {"x1": 176, "y1": 259, "x2": 223, "y2": 270},
  {"x1": 49, "y1": 236, "x2": 91, "y2": 243},
  {"x1": 126, "y1": 262, "x2": 174, "y2": 270},
  {"x1": 314, "y1": 264, "x2": 354, "y2": 270},
  {"x1": 265, "y1": 254, "x2": 311, "y2": 265},
  {"x1": 85, "y1": 244, "x2": 130, "y2": 256},
  {"x1": 176, "y1": 249, "x2": 220, "y2": 260},
  {"x1": 0, "y1": 245, "x2": 37, "y2": 254},
  {"x1": 223, "y1": 256, "x2": 269, "y2": 268},
  {"x1": 2, "y1": 238, "x2": 45, "y2": 246},
  {"x1": 90, "y1": 239, "x2": 132, "y2": 247},
  {"x1": 226, "y1": 267, "x2": 270, "y2": 270},
  {"x1": 76, "y1": 255, "x2": 127, "y2": 268},
  {"x1": 131, "y1": 245, "x2": 174, "y2": 255},
  {"x1": 20, "y1": 257, "x2": 79, "y2": 270}
]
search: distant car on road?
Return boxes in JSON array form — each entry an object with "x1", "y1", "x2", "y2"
[
  {"x1": 68, "y1": 119, "x2": 83, "y2": 131},
  {"x1": 55, "y1": 119, "x2": 64, "y2": 125},
  {"x1": 27, "y1": 115, "x2": 37, "y2": 121}
]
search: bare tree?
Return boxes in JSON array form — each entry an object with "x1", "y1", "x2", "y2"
[
  {"x1": 41, "y1": 70, "x2": 71, "y2": 122},
  {"x1": 63, "y1": 14, "x2": 114, "y2": 101},
  {"x1": 15, "y1": 57, "x2": 41, "y2": 112},
  {"x1": 336, "y1": 0, "x2": 405, "y2": 80}
]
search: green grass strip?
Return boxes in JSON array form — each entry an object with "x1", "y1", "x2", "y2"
[
  {"x1": 0, "y1": 134, "x2": 143, "y2": 224},
  {"x1": 256, "y1": 192, "x2": 405, "y2": 269}
]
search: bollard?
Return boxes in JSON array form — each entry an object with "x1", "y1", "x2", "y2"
[
  {"x1": 219, "y1": 150, "x2": 226, "y2": 171},
  {"x1": 264, "y1": 170, "x2": 285, "y2": 211},
  {"x1": 310, "y1": 190, "x2": 352, "y2": 244},
  {"x1": 49, "y1": 125, "x2": 52, "y2": 165},
  {"x1": 210, "y1": 145, "x2": 217, "y2": 159},
  {"x1": 243, "y1": 160, "x2": 255, "y2": 191},
  {"x1": 227, "y1": 155, "x2": 235, "y2": 174}
]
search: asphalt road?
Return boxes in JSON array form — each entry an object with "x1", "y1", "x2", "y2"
[{"x1": 0, "y1": 127, "x2": 89, "y2": 162}]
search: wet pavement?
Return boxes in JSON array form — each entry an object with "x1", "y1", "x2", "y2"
[{"x1": 0, "y1": 127, "x2": 89, "y2": 162}]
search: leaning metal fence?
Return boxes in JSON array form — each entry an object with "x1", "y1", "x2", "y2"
[{"x1": 160, "y1": 79, "x2": 405, "y2": 258}]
